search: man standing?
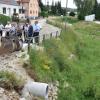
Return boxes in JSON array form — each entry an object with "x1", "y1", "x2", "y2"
[
  {"x1": 33, "y1": 21, "x2": 41, "y2": 44},
  {"x1": 0, "y1": 23, "x2": 4, "y2": 36},
  {"x1": 5, "y1": 22, "x2": 11, "y2": 36}
]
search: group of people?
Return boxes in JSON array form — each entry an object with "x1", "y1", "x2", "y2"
[
  {"x1": 0, "y1": 20, "x2": 41, "y2": 44},
  {"x1": 24, "y1": 20, "x2": 41, "y2": 44}
]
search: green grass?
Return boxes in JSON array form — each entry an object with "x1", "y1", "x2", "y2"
[
  {"x1": 29, "y1": 18, "x2": 100, "y2": 100},
  {"x1": 53, "y1": 16, "x2": 79, "y2": 24}
]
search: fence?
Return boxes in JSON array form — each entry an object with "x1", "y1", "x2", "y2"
[
  {"x1": 0, "y1": 29, "x2": 61, "y2": 52},
  {"x1": 25, "y1": 30, "x2": 61, "y2": 52}
]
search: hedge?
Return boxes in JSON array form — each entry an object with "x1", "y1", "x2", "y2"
[{"x1": 0, "y1": 14, "x2": 11, "y2": 26}]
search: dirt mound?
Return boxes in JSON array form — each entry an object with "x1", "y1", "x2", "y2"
[{"x1": 0, "y1": 47, "x2": 12, "y2": 55}]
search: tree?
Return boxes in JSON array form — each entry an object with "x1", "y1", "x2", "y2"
[
  {"x1": 50, "y1": 1, "x2": 66, "y2": 16},
  {"x1": 38, "y1": 0, "x2": 48, "y2": 17},
  {"x1": 51, "y1": 0, "x2": 57, "y2": 15},
  {"x1": 74, "y1": 0, "x2": 95, "y2": 20},
  {"x1": 92, "y1": 0, "x2": 100, "y2": 20},
  {"x1": 57, "y1": 1, "x2": 62, "y2": 15},
  {"x1": 38, "y1": 0, "x2": 44, "y2": 11}
]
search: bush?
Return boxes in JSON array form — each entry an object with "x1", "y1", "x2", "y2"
[
  {"x1": 69, "y1": 12, "x2": 76, "y2": 17},
  {"x1": 0, "y1": 71, "x2": 24, "y2": 93},
  {"x1": 78, "y1": 14, "x2": 84, "y2": 20},
  {"x1": 40, "y1": 11, "x2": 48, "y2": 18},
  {"x1": 0, "y1": 14, "x2": 11, "y2": 26},
  {"x1": 12, "y1": 13, "x2": 19, "y2": 22}
]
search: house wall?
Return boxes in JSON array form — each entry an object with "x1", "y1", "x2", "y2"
[
  {"x1": 0, "y1": 3, "x2": 20, "y2": 17},
  {"x1": 16, "y1": 0, "x2": 39, "y2": 18},
  {"x1": 22, "y1": 2, "x2": 29, "y2": 17},
  {"x1": 28, "y1": 0, "x2": 39, "y2": 17}
]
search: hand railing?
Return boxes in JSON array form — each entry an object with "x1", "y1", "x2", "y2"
[{"x1": 25, "y1": 30, "x2": 60, "y2": 52}]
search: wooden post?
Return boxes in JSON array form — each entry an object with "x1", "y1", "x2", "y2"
[
  {"x1": 43, "y1": 34, "x2": 45, "y2": 41},
  {"x1": 50, "y1": 33, "x2": 52, "y2": 39},
  {"x1": 28, "y1": 38, "x2": 30, "y2": 53}
]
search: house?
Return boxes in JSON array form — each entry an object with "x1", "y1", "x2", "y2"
[
  {"x1": 17, "y1": 0, "x2": 39, "y2": 18},
  {"x1": 0, "y1": 0, "x2": 24, "y2": 17}
]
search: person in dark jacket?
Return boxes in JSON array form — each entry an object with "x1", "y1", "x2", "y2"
[{"x1": 28, "y1": 22, "x2": 33, "y2": 37}]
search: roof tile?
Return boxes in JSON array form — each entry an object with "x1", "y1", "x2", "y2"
[{"x1": 0, "y1": 0, "x2": 18, "y2": 6}]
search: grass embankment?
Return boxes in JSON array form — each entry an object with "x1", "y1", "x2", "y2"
[
  {"x1": 53, "y1": 16, "x2": 79, "y2": 24},
  {"x1": 29, "y1": 17, "x2": 100, "y2": 100}
]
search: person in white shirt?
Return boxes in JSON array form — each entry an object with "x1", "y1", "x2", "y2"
[
  {"x1": 0, "y1": 23, "x2": 4, "y2": 36},
  {"x1": 5, "y1": 22, "x2": 11, "y2": 29},
  {"x1": 5, "y1": 22, "x2": 11, "y2": 36},
  {"x1": 33, "y1": 21, "x2": 41, "y2": 44},
  {"x1": 10, "y1": 24, "x2": 16, "y2": 35}
]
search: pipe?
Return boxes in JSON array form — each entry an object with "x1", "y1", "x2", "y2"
[
  {"x1": 22, "y1": 81, "x2": 49, "y2": 100},
  {"x1": 0, "y1": 37, "x2": 23, "y2": 52},
  {"x1": 13, "y1": 39, "x2": 23, "y2": 51}
]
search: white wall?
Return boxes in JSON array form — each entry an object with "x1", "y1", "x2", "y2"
[
  {"x1": 0, "y1": 3, "x2": 20, "y2": 17},
  {"x1": 85, "y1": 14, "x2": 95, "y2": 22}
]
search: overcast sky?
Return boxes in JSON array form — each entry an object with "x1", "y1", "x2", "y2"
[{"x1": 42, "y1": 0, "x2": 100, "y2": 8}]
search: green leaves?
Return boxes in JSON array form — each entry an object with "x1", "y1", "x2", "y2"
[{"x1": 74, "y1": 0, "x2": 96, "y2": 20}]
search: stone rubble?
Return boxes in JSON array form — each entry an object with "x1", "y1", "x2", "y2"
[
  {"x1": 48, "y1": 82, "x2": 59, "y2": 100},
  {"x1": 0, "y1": 87, "x2": 19, "y2": 100}
]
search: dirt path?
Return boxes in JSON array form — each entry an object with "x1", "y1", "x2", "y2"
[{"x1": 0, "y1": 51, "x2": 32, "y2": 81}]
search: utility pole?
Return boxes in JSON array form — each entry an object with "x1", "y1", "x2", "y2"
[
  {"x1": 65, "y1": 0, "x2": 68, "y2": 30},
  {"x1": 45, "y1": 0, "x2": 47, "y2": 6},
  {"x1": 66, "y1": 0, "x2": 68, "y2": 15}
]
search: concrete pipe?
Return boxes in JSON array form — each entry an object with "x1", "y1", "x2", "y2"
[
  {"x1": 13, "y1": 39, "x2": 23, "y2": 51},
  {"x1": 0, "y1": 37, "x2": 15, "y2": 53},
  {"x1": 0, "y1": 37, "x2": 23, "y2": 53},
  {"x1": 23, "y1": 81, "x2": 49, "y2": 100}
]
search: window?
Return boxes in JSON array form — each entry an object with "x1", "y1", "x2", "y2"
[
  {"x1": 36, "y1": 11, "x2": 38, "y2": 15},
  {"x1": 30, "y1": 4, "x2": 32, "y2": 7},
  {"x1": 13, "y1": 9, "x2": 16, "y2": 14},
  {"x1": 19, "y1": 9, "x2": 22, "y2": 14},
  {"x1": 22, "y1": 9, "x2": 25, "y2": 14},
  {"x1": 33, "y1": 11, "x2": 34, "y2": 14},
  {"x1": 30, "y1": 10, "x2": 32, "y2": 14},
  {"x1": 3, "y1": 7, "x2": 6, "y2": 14}
]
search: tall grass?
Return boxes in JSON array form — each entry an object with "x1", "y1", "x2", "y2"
[{"x1": 29, "y1": 18, "x2": 100, "y2": 100}]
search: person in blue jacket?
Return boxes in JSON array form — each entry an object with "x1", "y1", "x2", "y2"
[{"x1": 33, "y1": 21, "x2": 41, "y2": 44}]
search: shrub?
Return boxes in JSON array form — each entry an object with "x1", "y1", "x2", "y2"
[
  {"x1": 69, "y1": 12, "x2": 76, "y2": 17},
  {"x1": 0, "y1": 71, "x2": 24, "y2": 94},
  {"x1": 12, "y1": 13, "x2": 19, "y2": 22},
  {"x1": 40, "y1": 11, "x2": 48, "y2": 18},
  {"x1": 0, "y1": 14, "x2": 11, "y2": 26}
]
